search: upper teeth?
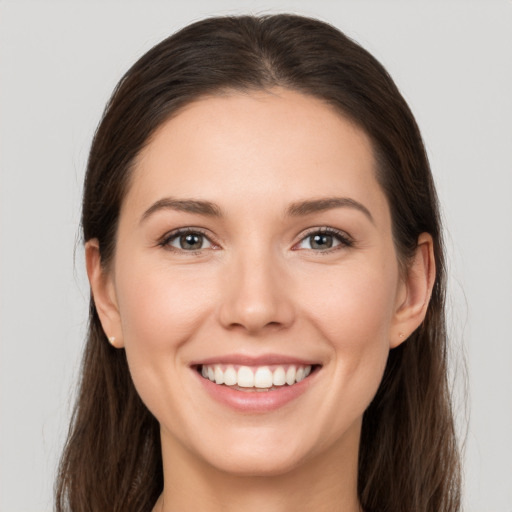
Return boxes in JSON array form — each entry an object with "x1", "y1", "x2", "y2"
[{"x1": 201, "y1": 364, "x2": 312, "y2": 388}]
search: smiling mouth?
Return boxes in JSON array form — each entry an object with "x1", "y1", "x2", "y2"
[{"x1": 196, "y1": 364, "x2": 320, "y2": 392}]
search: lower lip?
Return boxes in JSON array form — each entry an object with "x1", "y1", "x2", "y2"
[{"x1": 194, "y1": 370, "x2": 316, "y2": 413}]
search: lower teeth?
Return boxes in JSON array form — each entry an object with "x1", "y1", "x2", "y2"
[{"x1": 226, "y1": 385, "x2": 279, "y2": 392}]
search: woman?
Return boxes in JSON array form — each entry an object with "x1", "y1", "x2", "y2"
[{"x1": 56, "y1": 14, "x2": 461, "y2": 512}]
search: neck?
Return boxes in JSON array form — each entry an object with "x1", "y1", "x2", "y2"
[{"x1": 155, "y1": 422, "x2": 362, "y2": 512}]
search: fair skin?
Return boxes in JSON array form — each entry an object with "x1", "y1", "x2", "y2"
[{"x1": 86, "y1": 88, "x2": 435, "y2": 512}]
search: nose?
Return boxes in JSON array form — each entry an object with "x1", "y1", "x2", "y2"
[{"x1": 217, "y1": 250, "x2": 296, "y2": 335}]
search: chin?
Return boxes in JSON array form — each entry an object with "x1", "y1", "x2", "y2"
[
  {"x1": 187, "y1": 424, "x2": 327, "y2": 478},
  {"x1": 205, "y1": 448, "x2": 305, "y2": 477}
]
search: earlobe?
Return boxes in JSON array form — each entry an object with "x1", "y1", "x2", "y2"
[
  {"x1": 85, "y1": 239, "x2": 124, "y2": 348},
  {"x1": 390, "y1": 233, "x2": 435, "y2": 348}
]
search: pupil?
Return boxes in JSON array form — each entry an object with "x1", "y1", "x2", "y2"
[
  {"x1": 311, "y1": 234, "x2": 332, "y2": 249},
  {"x1": 181, "y1": 233, "x2": 202, "y2": 250}
]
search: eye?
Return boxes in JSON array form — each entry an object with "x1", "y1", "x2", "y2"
[
  {"x1": 295, "y1": 228, "x2": 352, "y2": 251},
  {"x1": 162, "y1": 229, "x2": 213, "y2": 251}
]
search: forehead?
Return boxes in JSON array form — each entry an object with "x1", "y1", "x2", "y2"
[{"x1": 125, "y1": 88, "x2": 388, "y2": 222}]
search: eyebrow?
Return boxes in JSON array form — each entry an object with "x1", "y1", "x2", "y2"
[
  {"x1": 140, "y1": 196, "x2": 374, "y2": 224},
  {"x1": 286, "y1": 197, "x2": 374, "y2": 224},
  {"x1": 140, "y1": 198, "x2": 223, "y2": 223}
]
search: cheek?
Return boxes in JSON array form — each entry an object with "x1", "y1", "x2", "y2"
[
  {"x1": 113, "y1": 259, "x2": 216, "y2": 420},
  {"x1": 302, "y1": 265, "x2": 398, "y2": 442},
  {"x1": 301, "y1": 259, "x2": 398, "y2": 403},
  {"x1": 116, "y1": 260, "x2": 214, "y2": 350},
  {"x1": 305, "y1": 261, "x2": 398, "y2": 345}
]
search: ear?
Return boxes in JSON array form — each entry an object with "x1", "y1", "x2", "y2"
[
  {"x1": 390, "y1": 233, "x2": 436, "y2": 348},
  {"x1": 85, "y1": 239, "x2": 124, "y2": 348}
]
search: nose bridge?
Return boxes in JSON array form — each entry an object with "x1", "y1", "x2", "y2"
[{"x1": 218, "y1": 241, "x2": 295, "y2": 333}]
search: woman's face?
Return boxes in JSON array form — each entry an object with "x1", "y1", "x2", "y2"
[{"x1": 92, "y1": 88, "x2": 419, "y2": 476}]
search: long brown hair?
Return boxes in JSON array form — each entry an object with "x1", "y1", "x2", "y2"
[{"x1": 56, "y1": 14, "x2": 461, "y2": 512}]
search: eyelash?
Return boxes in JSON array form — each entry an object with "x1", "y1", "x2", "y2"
[{"x1": 158, "y1": 227, "x2": 353, "y2": 254}]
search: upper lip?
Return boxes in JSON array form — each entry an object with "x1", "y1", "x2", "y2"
[{"x1": 190, "y1": 353, "x2": 321, "y2": 367}]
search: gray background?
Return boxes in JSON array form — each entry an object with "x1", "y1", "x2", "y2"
[{"x1": 1, "y1": 1, "x2": 511, "y2": 510}]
